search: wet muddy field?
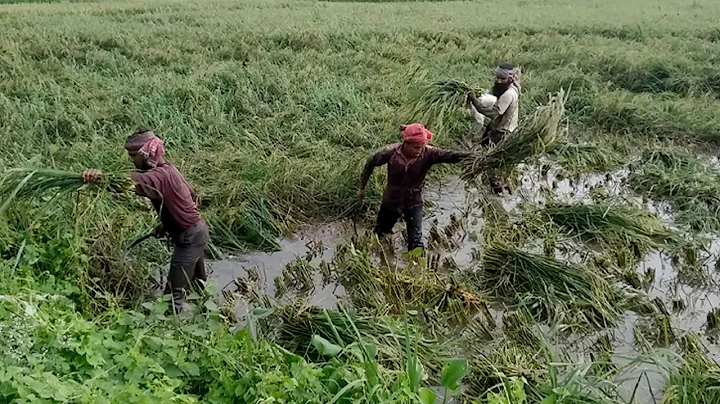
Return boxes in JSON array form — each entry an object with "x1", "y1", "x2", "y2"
[{"x1": 204, "y1": 163, "x2": 720, "y2": 402}]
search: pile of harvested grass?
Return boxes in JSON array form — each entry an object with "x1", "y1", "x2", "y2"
[
  {"x1": 544, "y1": 202, "x2": 673, "y2": 255},
  {"x1": 479, "y1": 243, "x2": 625, "y2": 329},
  {"x1": 461, "y1": 89, "x2": 567, "y2": 180},
  {"x1": 271, "y1": 302, "x2": 453, "y2": 378}
]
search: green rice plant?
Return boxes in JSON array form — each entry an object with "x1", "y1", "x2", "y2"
[
  {"x1": 461, "y1": 89, "x2": 567, "y2": 180},
  {"x1": 479, "y1": 243, "x2": 625, "y2": 330},
  {"x1": 662, "y1": 333, "x2": 720, "y2": 404},
  {"x1": 628, "y1": 149, "x2": 720, "y2": 233},
  {"x1": 544, "y1": 202, "x2": 673, "y2": 242},
  {"x1": 543, "y1": 202, "x2": 674, "y2": 268}
]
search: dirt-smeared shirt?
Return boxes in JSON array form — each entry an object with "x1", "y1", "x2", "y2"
[
  {"x1": 360, "y1": 143, "x2": 470, "y2": 212},
  {"x1": 130, "y1": 163, "x2": 202, "y2": 239},
  {"x1": 476, "y1": 84, "x2": 520, "y2": 134}
]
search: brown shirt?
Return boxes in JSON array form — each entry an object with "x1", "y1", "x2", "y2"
[
  {"x1": 360, "y1": 143, "x2": 470, "y2": 212},
  {"x1": 130, "y1": 163, "x2": 202, "y2": 239}
]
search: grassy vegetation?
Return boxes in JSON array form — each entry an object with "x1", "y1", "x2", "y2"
[{"x1": 3, "y1": 0, "x2": 720, "y2": 402}]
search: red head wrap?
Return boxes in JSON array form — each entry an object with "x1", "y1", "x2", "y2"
[
  {"x1": 401, "y1": 123, "x2": 433, "y2": 144},
  {"x1": 125, "y1": 131, "x2": 165, "y2": 168}
]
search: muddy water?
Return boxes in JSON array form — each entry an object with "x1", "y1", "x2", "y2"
[
  {"x1": 207, "y1": 163, "x2": 720, "y2": 401},
  {"x1": 206, "y1": 176, "x2": 480, "y2": 306}
]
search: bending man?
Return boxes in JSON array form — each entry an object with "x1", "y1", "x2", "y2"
[
  {"x1": 83, "y1": 129, "x2": 209, "y2": 313},
  {"x1": 357, "y1": 123, "x2": 471, "y2": 251}
]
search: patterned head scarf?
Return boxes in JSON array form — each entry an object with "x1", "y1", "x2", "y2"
[
  {"x1": 125, "y1": 130, "x2": 165, "y2": 168},
  {"x1": 494, "y1": 63, "x2": 521, "y2": 90},
  {"x1": 401, "y1": 123, "x2": 433, "y2": 144}
]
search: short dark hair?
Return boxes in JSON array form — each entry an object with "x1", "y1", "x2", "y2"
[{"x1": 498, "y1": 62, "x2": 515, "y2": 70}]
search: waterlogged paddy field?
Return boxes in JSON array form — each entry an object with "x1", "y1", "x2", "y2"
[{"x1": 3, "y1": 0, "x2": 720, "y2": 402}]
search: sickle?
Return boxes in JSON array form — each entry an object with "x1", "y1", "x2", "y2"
[{"x1": 123, "y1": 233, "x2": 154, "y2": 260}]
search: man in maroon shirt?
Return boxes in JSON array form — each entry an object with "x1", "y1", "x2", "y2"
[
  {"x1": 357, "y1": 123, "x2": 471, "y2": 251},
  {"x1": 83, "y1": 129, "x2": 208, "y2": 313}
]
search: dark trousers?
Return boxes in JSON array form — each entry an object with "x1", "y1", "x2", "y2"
[
  {"x1": 166, "y1": 221, "x2": 209, "y2": 313},
  {"x1": 373, "y1": 203, "x2": 423, "y2": 251},
  {"x1": 480, "y1": 127, "x2": 508, "y2": 193},
  {"x1": 480, "y1": 126, "x2": 507, "y2": 147}
]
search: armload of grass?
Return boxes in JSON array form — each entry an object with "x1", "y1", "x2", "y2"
[
  {"x1": 0, "y1": 168, "x2": 133, "y2": 214},
  {"x1": 479, "y1": 243, "x2": 626, "y2": 330},
  {"x1": 408, "y1": 79, "x2": 566, "y2": 178},
  {"x1": 270, "y1": 302, "x2": 453, "y2": 380},
  {"x1": 408, "y1": 78, "x2": 480, "y2": 135},
  {"x1": 461, "y1": 89, "x2": 567, "y2": 180},
  {"x1": 0, "y1": 168, "x2": 280, "y2": 253},
  {"x1": 628, "y1": 149, "x2": 720, "y2": 233}
]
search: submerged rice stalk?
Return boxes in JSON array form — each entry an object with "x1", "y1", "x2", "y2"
[
  {"x1": 629, "y1": 149, "x2": 720, "y2": 233},
  {"x1": 332, "y1": 242, "x2": 490, "y2": 327},
  {"x1": 543, "y1": 202, "x2": 673, "y2": 257},
  {"x1": 551, "y1": 143, "x2": 625, "y2": 174}
]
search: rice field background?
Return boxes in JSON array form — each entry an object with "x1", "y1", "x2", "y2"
[{"x1": 2, "y1": 0, "x2": 720, "y2": 402}]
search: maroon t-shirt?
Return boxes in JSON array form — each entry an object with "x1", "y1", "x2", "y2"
[{"x1": 130, "y1": 163, "x2": 202, "y2": 238}]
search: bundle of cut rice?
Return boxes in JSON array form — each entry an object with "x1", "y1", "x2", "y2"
[{"x1": 461, "y1": 89, "x2": 567, "y2": 180}]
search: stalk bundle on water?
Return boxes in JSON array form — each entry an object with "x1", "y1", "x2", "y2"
[
  {"x1": 544, "y1": 203, "x2": 673, "y2": 245},
  {"x1": 480, "y1": 243, "x2": 624, "y2": 329},
  {"x1": 461, "y1": 89, "x2": 567, "y2": 180}
]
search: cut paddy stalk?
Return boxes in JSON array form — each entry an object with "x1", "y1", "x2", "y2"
[
  {"x1": 408, "y1": 78, "x2": 480, "y2": 136},
  {"x1": 461, "y1": 89, "x2": 567, "y2": 180},
  {"x1": 479, "y1": 243, "x2": 626, "y2": 330},
  {"x1": 0, "y1": 168, "x2": 281, "y2": 253},
  {"x1": 542, "y1": 202, "x2": 674, "y2": 268},
  {"x1": 0, "y1": 168, "x2": 134, "y2": 214}
]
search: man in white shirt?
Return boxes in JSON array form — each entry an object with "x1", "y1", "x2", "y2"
[{"x1": 468, "y1": 62, "x2": 521, "y2": 146}]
